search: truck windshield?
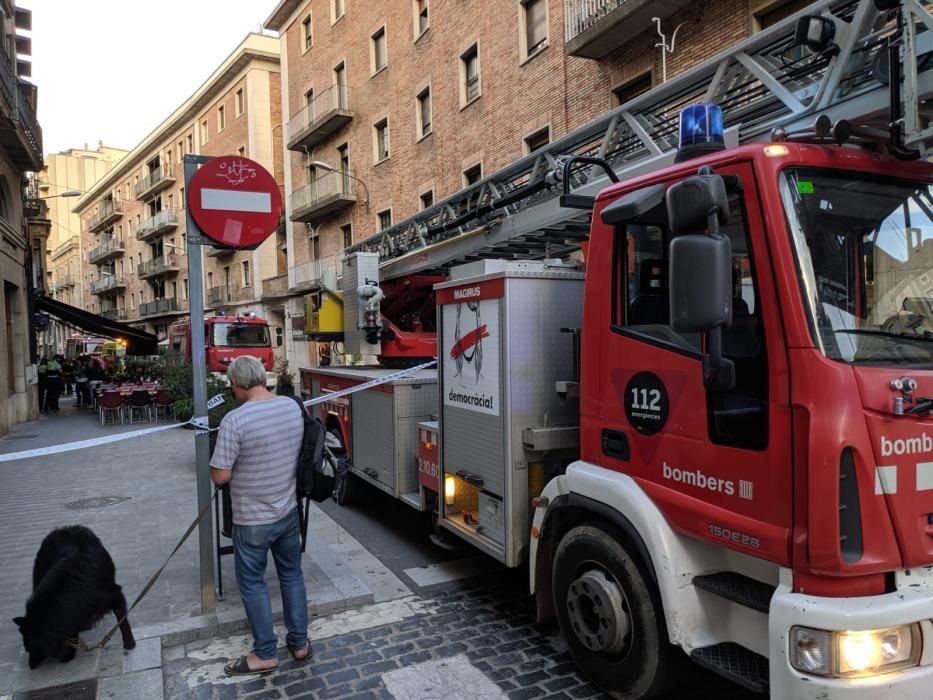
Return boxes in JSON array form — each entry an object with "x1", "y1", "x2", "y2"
[
  {"x1": 211, "y1": 322, "x2": 270, "y2": 348},
  {"x1": 781, "y1": 167, "x2": 933, "y2": 365}
]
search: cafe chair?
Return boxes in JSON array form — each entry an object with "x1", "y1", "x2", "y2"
[
  {"x1": 153, "y1": 389, "x2": 175, "y2": 422},
  {"x1": 127, "y1": 389, "x2": 153, "y2": 424},
  {"x1": 99, "y1": 390, "x2": 124, "y2": 426}
]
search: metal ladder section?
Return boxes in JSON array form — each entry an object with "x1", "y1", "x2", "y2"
[{"x1": 346, "y1": 0, "x2": 933, "y2": 282}]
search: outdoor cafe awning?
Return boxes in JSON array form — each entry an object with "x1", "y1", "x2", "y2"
[{"x1": 36, "y1": 296, "x2": 158, "y2": 355}]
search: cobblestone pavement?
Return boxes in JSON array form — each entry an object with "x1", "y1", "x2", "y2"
[{"x1": 163, "y1": 573, "x2": 756, "y2": 700}]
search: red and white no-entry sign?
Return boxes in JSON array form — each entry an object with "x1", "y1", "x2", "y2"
[{"x1": 188, "y1": 156, "x2": 283, "y2": 249}]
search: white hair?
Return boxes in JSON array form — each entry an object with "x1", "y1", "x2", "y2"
[{"x1": 227, "y1": 356, "x2": 266, "y2": 389}]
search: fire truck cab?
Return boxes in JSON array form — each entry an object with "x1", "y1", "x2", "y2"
[
  {"x1": 528, "y1": 136, "x2": 933, "y2": 697},
  {"x1": 168, "y1": 313, "x2": 274, "y2": 375}
]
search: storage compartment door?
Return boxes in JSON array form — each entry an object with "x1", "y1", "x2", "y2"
[{"x1": 351, "y1": 390, "x2": 396, "y2": 491}]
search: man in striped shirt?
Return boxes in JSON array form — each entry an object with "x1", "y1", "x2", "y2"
[{"x1": 211, "y1": 356, "x2": 310, "y2": 676}]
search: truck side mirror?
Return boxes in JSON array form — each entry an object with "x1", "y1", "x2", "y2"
[{"x1": 667, "y1": 167, "x2": 735, "y2": 392}]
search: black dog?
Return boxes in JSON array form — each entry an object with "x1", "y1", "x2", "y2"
[{"x1": 13, "y1": 525, "x2": 135, "y2": 668}]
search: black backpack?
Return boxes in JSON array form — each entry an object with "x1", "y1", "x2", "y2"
[
  {"x1": 290, "y1": 396, "x2": 337, "y2": 552},
  {"x1": 290, "y1": 396, "x2": 335, "y2": 503}
]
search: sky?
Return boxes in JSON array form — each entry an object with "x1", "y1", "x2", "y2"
[{"x1": 20, "y1": 0, "x2": 281, "y2": 156}]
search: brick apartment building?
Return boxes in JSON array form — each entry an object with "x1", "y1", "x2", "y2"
[
  {"x1": 264, "y1": 0, "x2": 814, "y2": 368},
  {"x1": 0, "y1": 1, "x2": 44, "y2": 436},
  {"x1": 71, "y1": 34, "x2": 285, "y2": 350}
]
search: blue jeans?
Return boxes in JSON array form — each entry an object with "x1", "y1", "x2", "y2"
[{"x1": 232, "y1": 507, "x2": 308, "y2": 660}]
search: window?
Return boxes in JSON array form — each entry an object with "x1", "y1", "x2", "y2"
[
  {"x1": 523, "y1": 126, "x2": 550, "y2": 154},
  {"x1": 753, "y1": 0, "x2": 814, "y2": 31},
  {"x1": 417, "y1": 87, "x2": 432, "y2": 138},
  {"x1": 463, "y1": 163, "x2": 482, "y2": 187},
  {"x1": 378, "y1": 209, "x2": 392, "y2": 231},
  {"x1": 235, "y1": 88, "x2": 244, "y2": 116},
  {"x1": 371, "y1": 27, "x2": 387, "y2": 74},
  {"x1": 171, "y1": 281, "x2": 177, "y2": 299},
  {"x1": 183, "y1": 278, "x2": 189, "y2": 300},
  {"x1": 341, "y1": 223, "x2": 353, "y2": 249},
  {"x1": 613, "y1": 183, "x2": 767, "y2": 449},
  {"x1": 180, "y1": 187, "x2": 185, "y2": 208},
  {"x1": 242, "y1": 260, "x2": 251, "y2": 287},
  {"x1": 460, "y1": 44, "x2": 480, "y2": 105},
  {"x1": 414, "y1": 0, "x2": 429, "y2": 37},
  {"x1": 217, "y1": 105, "x2": 225, "y2": 131},
  {"x1": 334, "y1": 63, "x2": 347, "y2": 107},
  {"x1": 302, "y1": 14, "x2": 313, "y2": 50},
  {"x1": 338, "y1": 142, "x2": 349, "y2": 171},
  {"x1": 177, "y1": 139, "x2": 184, "y2": 157},
  {"x1": 165, "y1": 148, "x2": 172, "y2": 170},
  {"x1": 374, "y1": 118, "x2": 390, "y2": 162},
  {"x1": 420, "y1": 189, "x2": 434, "y2": 210},
  {"x1": 186, "y1": 134, "x2": 193, "y2": 153},
  {"x1": 612, "y1": 72, "x2": 653, "y2": 107},
  {"x1": 207, "y1": 271, "x2": 213, "y2": 289},
  {"x1": 199, "y1": 120, "x2": 208, "y2": 144},
  {"x1": 311, "y1": 232, "x2": 320, "y2": 259},
  {"x1": 332, "y1": 0, "x2": 345, "y2": 22},
  {"x1": 520, "y1": 0, "x2": 548, "y2": 60}
]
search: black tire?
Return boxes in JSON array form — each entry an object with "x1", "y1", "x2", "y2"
[{"x1": 553, "y1": 524, "x2": 679, "y2": 699}]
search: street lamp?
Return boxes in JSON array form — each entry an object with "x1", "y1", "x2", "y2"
[
  {"x1": 309, "y1": 160, "x2": 369, "y2": 206},
  {"x1": 44, "y1": 190, "x2": 82, "y2": 199}
]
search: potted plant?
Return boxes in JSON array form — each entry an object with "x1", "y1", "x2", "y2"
[{"x1": 274, "y1": 358, "x2": 295, "y2": 397}]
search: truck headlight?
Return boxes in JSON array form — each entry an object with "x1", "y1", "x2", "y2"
[{"x1": 790, "y1": 625, "x2": 921, "y2": 678}]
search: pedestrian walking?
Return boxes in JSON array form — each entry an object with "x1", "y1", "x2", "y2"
[
  {"x1": 75, "y1": 358, "x2": 90, "y2": 408},
  {"x1": 36, "y1": 355, "x2": 48, "y2": 412},
  {"x1": 61, "y1": 356, "x2": 75, "y2": 396},
  {"x1": 210, "y1": 355, "x2": 310, "y2": 676},
  {"x1": 43, "y1": 356, "x2": 62, "y2": 412}
]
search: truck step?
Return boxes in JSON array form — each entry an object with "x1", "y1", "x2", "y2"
[
  {"x1": 692, "y1": 572, "x2": 775, "y2": 614},
  {"x1": 690, "y1": 642, "x2": 769, "y2": 693}
]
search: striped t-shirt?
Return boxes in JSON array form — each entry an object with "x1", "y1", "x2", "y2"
[{"x1": 211, "y1": 396, "x2": 303, "y2": 526}]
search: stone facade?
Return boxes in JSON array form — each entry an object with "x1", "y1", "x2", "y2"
[{"x1": 0, "y1": 1, "x2": 43, "y2": 436}]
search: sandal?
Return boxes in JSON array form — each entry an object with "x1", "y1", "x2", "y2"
[
  {"x1": 224, "y1": 655, "x2": 278, "y2": 677},
  {"x1": 288, "y1": 641, "x2": 313, "y2": 662}
]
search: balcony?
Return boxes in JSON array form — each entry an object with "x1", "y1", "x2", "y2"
[
  {"x1": 136, "y1": 208, "x2": 179, "y2": 241},
  {"x1": 137, "y1": 254, "x2": 181, "y2": 280},
  {"x1": 261, "y1": 273, "x2": 289, "y2": 300},
  {"x1": 135, "y1": 164, "x2": 175, "y2": 200},
  {"x1": 0, "y1": 55, "x2": 42, "y2": 170},
  {"x1": 51, "y1": 236, "x2": 79, "y2": 260},
  {"x1": 57, "y1": 275, "x2": 75, "y2": 289},
  {"x1": 286, "y1": 85, "x2": 353, "y2": 152},
  {"x1": 88, "y1": 237, "x2": 125, "y2": 264},
  {"x1": 88, "y1": 200, "x2": 124, "y2": 232},
  {"x1": 290, "y1": 256, "x2": 342, "y2": 294},
  {"x1": 139, "y1": 297, "x2": 181, "y2": 318},
  {"x1": 564, "y1": 0, "x2": 691, "y2": 59},
  {"x1": 207, "y1": 285, "x2": 233, "y2": 306},
  {"x1": 89, "y1": 275, "x2": 127, "y2": 295},
  {"x1": 205, "y1": 245, "x2": 235, "y2": 258},
  {"x1": 289, "y1": 170, "x2": 357, "y2": 224},
  {"x1": 100, "y1": 308, "x2": 127, "y2": 322}
]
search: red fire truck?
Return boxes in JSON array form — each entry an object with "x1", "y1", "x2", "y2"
[
  {"x1": 168, "y1": 313, "x2": 274, "y2": 374},
  {"x1": 301, "y1": 3, "x2": 933, "y2": 696}
]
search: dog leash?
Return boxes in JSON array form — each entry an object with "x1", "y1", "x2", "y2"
[{"x1": 71, "y1": 489, "x2": 220, "y2": 651}]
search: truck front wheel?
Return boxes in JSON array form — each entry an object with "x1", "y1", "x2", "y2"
[{"x1": 553, "y1": 524, "x2": 678, "y2": 699}]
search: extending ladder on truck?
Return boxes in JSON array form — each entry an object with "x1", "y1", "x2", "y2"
[{"x1": 346, "y1": 0, "x2": 933, "y2": 280}]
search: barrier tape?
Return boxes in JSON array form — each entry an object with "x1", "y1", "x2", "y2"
[
  {"x1": 301, "y1": 359, "x2": 437, "y2": 407},
  {"x1": 0, "y1": 361, "x2": 439, "y2": 463}
]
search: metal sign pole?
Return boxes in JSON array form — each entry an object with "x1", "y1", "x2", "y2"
[{"x1": 184, "y1": 154, "x2": 215, "y2": 614}]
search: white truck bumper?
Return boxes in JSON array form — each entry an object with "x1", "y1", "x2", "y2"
[{"x1": 770, "y1": 578, "x2": 933, "y2": 699}]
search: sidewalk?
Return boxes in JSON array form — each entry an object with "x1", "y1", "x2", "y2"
[{"x1": 0, "y1": 397, "x2": 411, "y2": 698}]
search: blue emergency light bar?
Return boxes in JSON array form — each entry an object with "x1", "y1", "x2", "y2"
[{"x1": 676, "y1": 104, "x2": 725, "y2": 163}]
